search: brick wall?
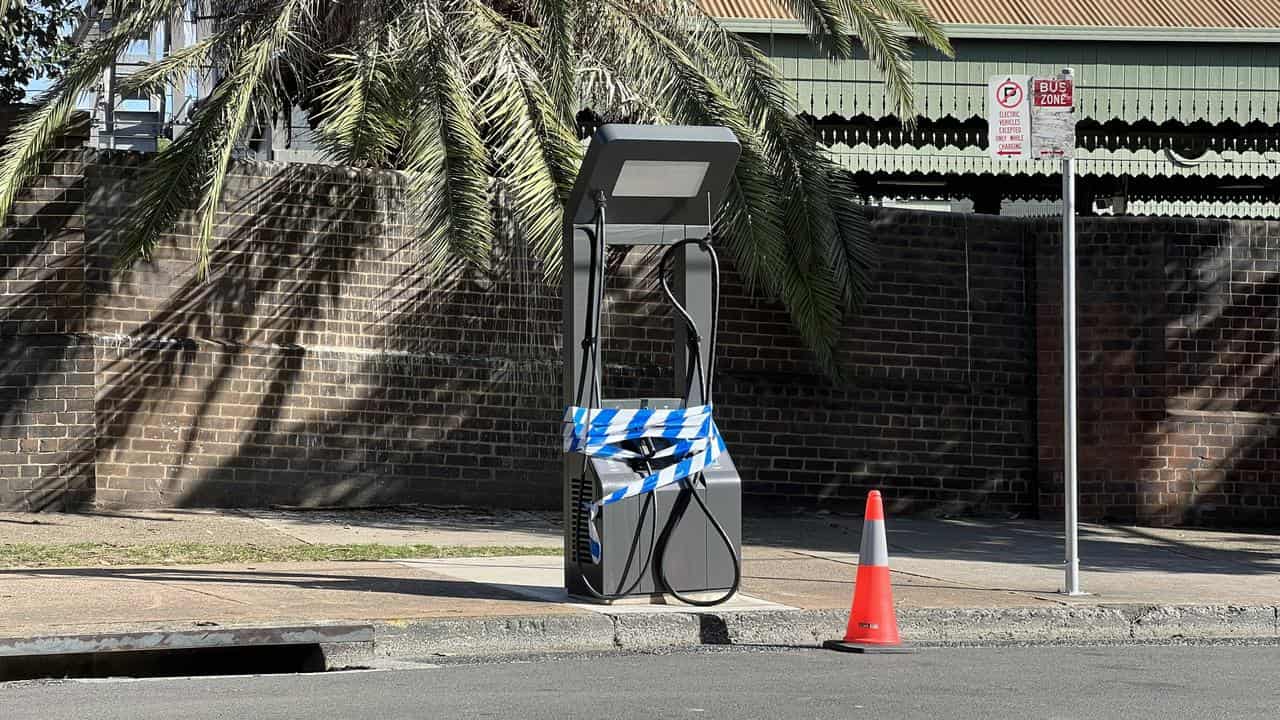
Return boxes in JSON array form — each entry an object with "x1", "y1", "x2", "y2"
[
  {"x1": 0, "y1": 337, "x2": 95, "y2": 510},
  {"x1": 1035, "y1": 217, "x2": 1280, "y2": 527},
  {"x1": 719, "y1": 211, "x2": 1036, "y2": 515},
  {"x1": 3, "y1": 144, "x2": 1280, "y2": 526},
  {"x1": 1, "y1": 121, "x2": 94, "y2": 508},
  {"x1": 78, "y1": 153, "x2": 564, "y2": 508},
  {"x1": 1159, "y1": 220, "x2": 1280, "y2": 525},
  {"x1": 1035, "y1": 218, "x2": 1168, "y2": 523}
]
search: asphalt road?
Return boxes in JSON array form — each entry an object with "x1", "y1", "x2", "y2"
[{"x1": 3, "y1": 644, "x2": 1279, "y2": 719}]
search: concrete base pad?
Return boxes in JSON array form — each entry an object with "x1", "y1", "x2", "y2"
[
  {"x1": 568, "y1": 589, "x2": 738, "y2": 606},
  {"x1": 395, "y1": 556, "x2": 792, "y2": 614}
]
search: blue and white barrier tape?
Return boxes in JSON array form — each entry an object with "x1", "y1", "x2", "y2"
[{"x1": 563, "y1": 404, "x2": 726, "y2": 563}]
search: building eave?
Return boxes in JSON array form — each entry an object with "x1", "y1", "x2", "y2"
[{"x1": 715, "y1": 18, "x2": 1280, "y2": 43}]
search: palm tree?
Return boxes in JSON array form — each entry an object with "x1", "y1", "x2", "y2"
[{"x1": 0, "y1": 0, "x2": 950, "y2": 373}]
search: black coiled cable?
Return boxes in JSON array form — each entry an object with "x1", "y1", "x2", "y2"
[{"x1": 652, "y1": 236, "x2": 740, "y2": 607}]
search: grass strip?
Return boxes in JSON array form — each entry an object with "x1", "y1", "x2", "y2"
[{"x1": 0, "y1": 542, "x2": 561, "y2": 568}]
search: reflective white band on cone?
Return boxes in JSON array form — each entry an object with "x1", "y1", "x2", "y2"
[{"x1": 859, "y1": 519, "x2": 889, "y2": 567}]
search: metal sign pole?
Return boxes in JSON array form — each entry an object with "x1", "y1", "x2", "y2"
[
  {"x1": 991, "y1": 67, "x2": 1083, "y2": 595},
  {"x1": 1060, "y1": 67, "x2": 1082, "y2": 596},
  {"x1": 1062, "y1": 153, "x2": 1081, "y2": 596}
]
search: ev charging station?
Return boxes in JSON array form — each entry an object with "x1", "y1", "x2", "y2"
[{"x1": 561, "y1": 125, "x2": 743, "y2": 605}]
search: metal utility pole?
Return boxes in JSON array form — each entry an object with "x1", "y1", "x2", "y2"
[{"x1": 1060, "y1": 68, "x2": 1083, "y2": 596}]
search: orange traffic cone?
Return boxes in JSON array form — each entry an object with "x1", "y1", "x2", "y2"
[{"x1": 823, "y1": 490, "x2": 910, "y2": 654}]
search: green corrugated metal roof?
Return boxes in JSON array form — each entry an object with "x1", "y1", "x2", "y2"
[
  {"x1": 828, "y1": 144, "x2": 1280, "y2": 178},
  {"x1": 753, "y1": 35, "x2": 1280, "y2": 124}
]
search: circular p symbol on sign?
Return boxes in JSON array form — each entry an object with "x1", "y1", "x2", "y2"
[{"x1": 996, "y1": 79, "x2": 1024, "y2": 108}]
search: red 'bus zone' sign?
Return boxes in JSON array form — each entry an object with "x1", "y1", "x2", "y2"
[{"x1": 1033, "y1": 78, "x2": 1073, "y2": 108}]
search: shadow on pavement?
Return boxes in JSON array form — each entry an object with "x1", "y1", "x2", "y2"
[
  {"x1": 0, "y1": 566, "x2": 549, "y2": 604},
  {"x1": 743, "y1": 513, "x2": 1280, "y2": 576}
]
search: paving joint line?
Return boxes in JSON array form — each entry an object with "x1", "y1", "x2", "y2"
[
  {"x1": 787, "y1": 548, "x2": 1051, "y2": 605},
  {"x1": 234, "y1": 509, "x2": 317, "y2": 546}
]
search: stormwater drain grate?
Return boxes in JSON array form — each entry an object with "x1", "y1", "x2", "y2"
[
  {"x1": 0, "y1": 644, "x2": 331, "y2": 682},
  {"x1": 0, "y1": 625, "x2": 374, "y2": 682}
]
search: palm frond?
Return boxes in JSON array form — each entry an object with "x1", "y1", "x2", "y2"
[
  {"x1": 114, "y1": 31, "x2": 225, "y2": 97},
  {"x1": 824, "y1": 170, "x2": 874, "y2": 311},
  {"x1": 831, "y1": 0, "x2": 915, "y2": 118},
  {"x1": 522, "y1": 0, "x2": 579, "y2": 125},
  {"x1": 460, "y1": 1, "x2": 580, "y2": 279},
  {"x1": 119, "y1": 0, "x2": 307, "y2": 275},
  {"x1": 769, "y1": 128, "x2": 846, "y2": 373},
  {"x1": 397, "y1": 16, "x2": 494, "y2": 272},
  {"x1": 588, "y1": 0, "x2": 846, "y2": 368},
  {"x1": 0, "y1": 0, "x2": 948, "y2": 378},
  {"x1": 0, "y1": 0, "x2": 184, "y2": 227},
  {"x1": 657, "y1": 1, "x2": 877, "y2": 323},
  {"x1": 112, "y1": 101, "x2": 216, "y2": 266},
  {"x1": 780, "y1": 0, "x2": 854, "y2": 57},
  {"x1": 859, "y1": 0, "x2": 953, "y2": 57},
  {"x1": 311, "y1": 44, "x2": 402, "y2": 166}
]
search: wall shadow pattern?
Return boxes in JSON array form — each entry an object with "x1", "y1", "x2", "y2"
[
  {"x1": 2, "y1": 143, "x2": 1279, "y2": 526},
  {"x1": 0, "y1": 148, "x2": 95, "y2": 510},
  {"x1": 74, "y1": 154, "x2": 566, "y2": 509},
  {"x1": 1037, "y1": 216, "x2": 1280, "y2": 527}
]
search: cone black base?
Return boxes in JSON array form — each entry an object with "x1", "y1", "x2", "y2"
[{"x1": 823, "y1": 640, "x2": 913, "y2": 654}]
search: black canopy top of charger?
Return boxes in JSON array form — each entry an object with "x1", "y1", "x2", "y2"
[{"x1": 566, "y1": 124, "x2": 741, "y2": 228}]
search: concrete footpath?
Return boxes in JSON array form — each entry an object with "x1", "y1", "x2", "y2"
[{"x1": 1, "y1": 507, "x2": 1279, "y2": 667}]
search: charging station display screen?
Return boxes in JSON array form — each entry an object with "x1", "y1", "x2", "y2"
[{"x1": 612, "y1": 160, "x2": 710, "y2": 198}]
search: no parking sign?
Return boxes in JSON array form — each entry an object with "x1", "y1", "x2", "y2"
[
  {"x1": 987, "y1": 75, "x2": 1031, "y2": 160},
  {"x1": 987, "y1": 74, "x2": 1076, "y2": 160}
]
